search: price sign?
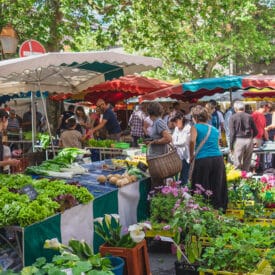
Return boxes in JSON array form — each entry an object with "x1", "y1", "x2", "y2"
[{"x1": 21, "y1": 185, "x2": 38, "y2": 201}]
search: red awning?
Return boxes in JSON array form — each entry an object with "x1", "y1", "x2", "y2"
[
  {"x1": 242, "y1": 75, "x2": 275, "y2": 89},
  {"x1": 84, "y1": 75, "x2": 174, "y2": 103}
]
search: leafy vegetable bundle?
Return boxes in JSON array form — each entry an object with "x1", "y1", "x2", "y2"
[
  {"x1": 0, "y1": 174, "x2": 94, "y2": 227},
  {"x1": 25, "y1": 148, "x2": 89, "y2": 177}
]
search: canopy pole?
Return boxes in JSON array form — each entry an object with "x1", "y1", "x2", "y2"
[
  {"x1": 40, "y1": 92, "x2": 56, "y2": 158},
  {"x1": 31, "y1": 92, "x2": 36, "y2": 152}
]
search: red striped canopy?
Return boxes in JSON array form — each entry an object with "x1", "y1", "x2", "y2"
[{"x1": 84, "y1": 75, "x2": 174, "y2": 103}]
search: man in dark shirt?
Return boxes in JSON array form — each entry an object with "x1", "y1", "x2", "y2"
[
  {"x1": 229, "y1": 101, "x2": 258, "y2": 171},
  {"x1": 90, "y1": 99, "x2": 121, "y2": 141}
]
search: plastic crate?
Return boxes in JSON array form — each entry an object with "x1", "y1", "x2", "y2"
[
  {"x1": 227, "y1": 200, "x2": 254, "y2": 209},
  {"x1": 191, "y1": 236, "x2": 212, "y2": 247},
  {"x1": 145, "y1": 228, "x2": 175, "y2": 238},
  {"x1": 225, "y1": 209, "x2": 244, "y2": 219},
  {"x1": 114, "y1": 142, "x2": 131, "y2": 149},
  {"x1": 99, "y1": 239, "x2": 150, "y2": 275},
  {"x1": 263, "y1": 208, "x2": 275, "y2": 218},
  {"x1": 244, "y1": 218, "x2": 275, "y2": 226},
  {"x1": 198, "y1": 259, "x2": 269, "y2": 275}
]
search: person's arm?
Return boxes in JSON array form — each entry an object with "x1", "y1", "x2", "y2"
[
  {"x1": 229, "y1": 116, "x2": 235, "y2": 151},
  {"x1": 0, "y1": 158, "x2": 20, "y2": 167},
  {"x1": 90, "y1": 119, "x2": 107, "y2": 134},
  {"x1": 151, "y1": 129, "x2": 172, "y2": 145},
  {"x1": 189, "y1": 125, "x2": 197, "y2": 162},
  {"x1": 250, "y1": 117, "x2": 258, "y2": 138}
]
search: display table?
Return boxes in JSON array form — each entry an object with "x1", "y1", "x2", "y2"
[
  {"x1": 85, "y1": 147, "x2": 123, "y2": 161},
  {"x1": 4, "y1": 161, "x2": 150, "y2": 267}
]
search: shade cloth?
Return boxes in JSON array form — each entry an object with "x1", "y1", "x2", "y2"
[
  {"x1": 242, "y1": 75, "x2": 275, "y2": 89},
  {"x1": 0, "y1": 51, "x2": 162, "y2": 95},
  {"x1": 139, "y1": 75, "x2": 243, "y2": 101},
  {"x1": 84, "y1": 75, "x2": 174, "y2": 104}
]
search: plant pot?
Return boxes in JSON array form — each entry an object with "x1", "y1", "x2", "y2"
[
  {"x1": 99, "y1": 239, "x2": 150, "y2": 275},
  {"x1": 108, "y1": 256, "x2": 125, "y2": 275},
  {"x1": 174, "y1": 261, "x2": 199, "y2": 275}
]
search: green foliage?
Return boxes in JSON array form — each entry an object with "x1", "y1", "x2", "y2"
[
  {"x1": 0, "y1": 175, "x2": 93, "y2": 227},
  {"x1": 200, "y1": 224, "x2": 274, "y2": 272}
]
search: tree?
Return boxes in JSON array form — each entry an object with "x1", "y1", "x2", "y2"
[
  {"x1": 0, "y1": 0, "x2": 98, "y2": 52},
  {"x1": 90, "y1": 0, "x2": 275, "y2": 80}
]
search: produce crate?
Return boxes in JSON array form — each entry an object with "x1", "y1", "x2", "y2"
[
  {"x1": 191, "y1": 236, "x2": 212, "y2": 247},
  {"x1": 244, "y1": 218, "x2": 275, "y2": 226},
  {"x1": 145, "y1": 228, "x2": 175, "y2": 238},
  {"x1": 198, "y1": 259, "x2": 270, "y2": 275},
  {"x1": 227, "y1": 200, "x2": 254, "y2": 209},
  {"x1": 263, "y1": 207, "x2": 275, "y2": 218},
  {"x1": 225, "y1": 209, "x2": 244, "y2": 219}
]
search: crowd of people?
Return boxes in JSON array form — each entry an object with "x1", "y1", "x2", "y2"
[{"x1": 126, "y1": 100, "x2": 274, "y2": 211}]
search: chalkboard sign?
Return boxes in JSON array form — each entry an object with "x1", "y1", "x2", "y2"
[{"x1": 21, "y1": 185, "x2": 38, "y2": 201}]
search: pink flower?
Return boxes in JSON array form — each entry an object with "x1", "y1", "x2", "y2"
[
  {"x1": 154, "y1": 235, "x2": 161, "y2": 241},
  {"x1": 163, "y1": 225, "x2": 171, "y2": 230},
  {"x1": 194, "y1": 189, "x2": 202, "y2": 195},
  {"x1": 205, "y1": 190, "x2": 213, "y2": 197},
  {"x1": 195, "y1": 184, "x2": 205, "y2": 192},
  {"x1": 241, "y1": 171, "x2": 247, "y2": 178}
]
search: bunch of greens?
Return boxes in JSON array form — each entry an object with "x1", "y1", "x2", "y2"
[
  {"x1": 0, "y1": 176, "x2": 93, "y2": 227},
  {"x1": 25, "y1": 147, "x2": 88, "y2": 175},
  {"x1": 38, "y1": 133, "x2": 52, "y2": 149},
  {"x1": 88, "y1": 139, "x2": 114, "y2": 148}
]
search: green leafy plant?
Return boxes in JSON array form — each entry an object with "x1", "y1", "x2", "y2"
[
  {"x1": 265, "y1": 249, "x2": 275, "y2": 271},
  {"x1": 94, "y1": 214, "x2": 151, "y2": 248},
  {"x1": 1, "y1": 239, "x2": 114, "y2": 274},
  {"x1": 200, "y1": 224, "x2": 274, "y2": 272}
]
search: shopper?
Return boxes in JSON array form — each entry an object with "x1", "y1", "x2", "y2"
[
  {"x1": 59, "y1": 117, "x2": 90, "y2": 149},
  {"x1": 229, "y1": 101, "x2": 258, "y2": 172},
  {"x1": 190, "y1": 105, "x2": 227, "y2": 211},
  {"x1": 171, "y1": 112, "x2": 191, "y2": 185},
  {"x1": 128, "y1": 104, "x2": 146, "y2": 147},
  {"x1": 145, "y1": 101, "x2": 172, "y2": 187}
]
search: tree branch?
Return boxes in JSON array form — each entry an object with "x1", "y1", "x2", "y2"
[{"x1": 175, "y1": 59, "x2": 201, "y2": 79}]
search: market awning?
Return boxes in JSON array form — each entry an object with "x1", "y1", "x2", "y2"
[
  {"x1": 242, "y1": 75, "x2": 275, "y2": 89},
  {"x1": 0, "y1": 51, "x2": 162, "y2": 95},
  {"x1": 83, "y1": 75, "x2": 174, "y2": 103},
  {"x1": 139, "y1": 75, "x2": 243, "y2": 102},
  {"x1": 242, "y1": 88, "x2": 275, "y2": 99}
]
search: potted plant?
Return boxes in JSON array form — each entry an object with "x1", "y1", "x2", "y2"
[
  {"x1": 265, "y1": 249, "x2": 275, "y2": 275},
  {"x1": 199, "y1": 224, "x2": 274, "y2": 273},
  {"x1": 94, "y1": 214, "x2": 151, "y2": 275}
]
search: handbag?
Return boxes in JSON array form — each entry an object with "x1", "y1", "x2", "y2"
[
  {"x1": 189, "y1": 126, "x2": 211, "y2": 180},
  {"x1": 147, "y1": 143, "x2": 182, "y2": 179}
]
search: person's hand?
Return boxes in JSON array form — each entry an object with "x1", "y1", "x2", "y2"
[{"x1": 8, "y1": 158, "x2": 21, "y2": 167}]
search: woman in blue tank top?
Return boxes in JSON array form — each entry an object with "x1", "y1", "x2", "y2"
[{"x1": 190, "y1": 105, "x2": 227, "y2": 211}]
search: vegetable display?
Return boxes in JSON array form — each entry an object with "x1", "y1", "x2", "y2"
[{"x1": 0, "y1": 174, "x2": 94, "y2": 227}]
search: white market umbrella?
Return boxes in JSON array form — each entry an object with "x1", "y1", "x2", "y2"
[{"x1": 0, "y1": 51, "x2": 162, "y2": 152}]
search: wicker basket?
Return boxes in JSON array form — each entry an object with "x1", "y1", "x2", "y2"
[{"x1": 146, "y1": 144, "x2": 182, "y2": 179}]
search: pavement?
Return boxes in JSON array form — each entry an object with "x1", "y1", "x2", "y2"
[{"x1": 147, "y1": 239, "x2": 176, "y2": 275}]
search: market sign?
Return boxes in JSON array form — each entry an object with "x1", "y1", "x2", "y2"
[{"x1": 19, "y1": 39, "x2": 46, "y2": 57}]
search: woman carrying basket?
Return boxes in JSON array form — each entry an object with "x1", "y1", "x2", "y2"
[
  {"x1": 144, "y1": 102, "x2": 173, "y2": 188},
  {"x1": 189, "y1": 105, "x2": 228, "y2": 211}
]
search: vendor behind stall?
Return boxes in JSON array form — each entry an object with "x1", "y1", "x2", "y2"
[
  {"x1": 90, "y1": 99, "x2": 121, "y2": 141},
  {"x1": 0, "y1": 109, "x2": 20, "y2": 172}
]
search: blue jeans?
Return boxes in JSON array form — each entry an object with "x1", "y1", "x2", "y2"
[{"x1": 180, "y1": 159, "x2": 190, "y2": 185}]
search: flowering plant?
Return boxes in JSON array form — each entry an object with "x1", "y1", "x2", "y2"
[
  {"x1": 148, "y1": 181, "x2": 190, "y2": 228},
  {"x1": 94, "y1": 214, "x2": 151, "y2": 248}
]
